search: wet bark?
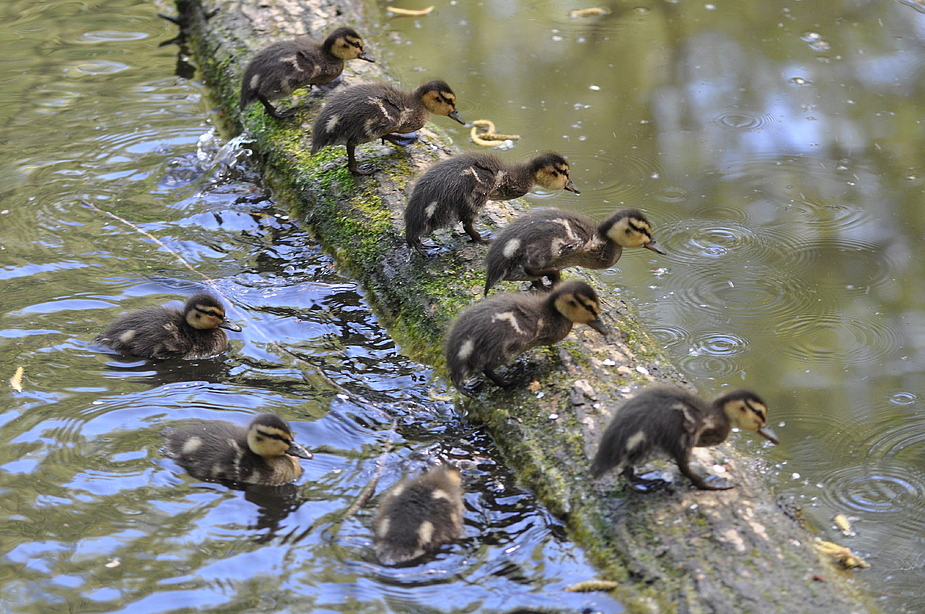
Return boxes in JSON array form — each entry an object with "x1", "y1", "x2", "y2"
[{"x1": 173, "y1": 1, "x2": 877, "y2": 612}]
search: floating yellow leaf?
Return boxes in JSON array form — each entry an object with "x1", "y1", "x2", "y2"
[
  {"x1": 565, "y1": 580, "x2": 620, "y2": 592},
  {"x1": 386, "y1": 6, "x2": 434, "y2": 17},
  {"x1": 814, "y1": 539, "x2": 870, "y2": 569},
  {"x1": 9, "y1": 366, "x2": 23, "y2": 392},
  {"x1": 570, "y1": 8, "x2": 607, "y2": 17}
]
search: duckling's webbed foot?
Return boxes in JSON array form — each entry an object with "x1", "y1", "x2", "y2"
[
  {"x1": 315, "y1": 75, "x2": 344, "y2": 93},
  {"x1": 677, "y1": 457, "x2": 734, "y2": 490},
  {"x1": 258, "y1": 96, "x2": 296, "y2": 120},
  {"x1": 346, "y1": 146, "x2": 376, "y2": 176},
  {"x1": 622, "y1": 467, "x2": 671, "y2": 492},
  {"x1": 381, "y1": 131, "x2": 420, "y2": 147},
  {"x1": 463, "y1": 221, "x2": 492, "y2": 245},
  {"x1": 524, "y1": 265, "x2": 561, "y2": 288}
]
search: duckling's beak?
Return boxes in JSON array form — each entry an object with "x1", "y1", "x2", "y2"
[
  {"x1": 287, "y1": 440, "x2": 313, "y2": 460},
  {"x1": 587, "y1": 318, "x2": 609, "y2": 336},
  {"x1": 757, "y1": 425, "x2": 779, "y2": 445},
  {"x1": 219, "y1": 318, "x2": 243, "y2": 332},
  {"x1": 358, "y1": 51, "x2": 375, "y2": 62},
  {"x1": 564, "y1": 180, "x2": 580, "y2": 195},
  {"x1": 448, "y1": 110, "x2": 466, "y2": 125},
  {"x1": 644, "y1": 239, "x2": 666, "y2": 255}
]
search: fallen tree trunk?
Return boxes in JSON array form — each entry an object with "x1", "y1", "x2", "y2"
[{"x1": 174, "y1": 1, "x2": 877, "y2": 612}]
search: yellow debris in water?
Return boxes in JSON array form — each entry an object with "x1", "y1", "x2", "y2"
[
  {"x1": 386, "y1": 6, "x2": 434, "y2": 17},
  {"x1": 9, "y1": 366, "x2": 23, "y2": 392},
  {"x1": 834, "y1": 513, "x2": 854, "y2": 535},
  {"x1": 470, "y1": 119, "x2": 520, "y2": 147},
  {"x1": 570, "y1": 8, "x2": 607, "y2": 17},
  {"x1": 564, "y1": 580, "x2": 620, "y2": 592},
  {"x1": 813, "y1": 539, "x2": 870, "y2": 569}
]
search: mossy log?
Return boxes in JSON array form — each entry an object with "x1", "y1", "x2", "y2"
[{"x1": 174, "y1": 1, "x2": 876, "y2": 612}]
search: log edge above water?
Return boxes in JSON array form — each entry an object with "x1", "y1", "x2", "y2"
[{"x1": 175, "y1": 1, "x2": 877, "y2": 612}]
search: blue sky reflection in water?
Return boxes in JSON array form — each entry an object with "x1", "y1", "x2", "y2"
[
  {"x1": 380, "y1": 1, "x2": 925, "y2": 611},
  {"x1": 0, "y1": 1, "x2": 620, "y2": 612}
]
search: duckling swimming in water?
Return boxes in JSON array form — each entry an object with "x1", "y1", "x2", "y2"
[
  {"x1": 404, "y1": 152, "x2": 580, "y2": 256},
  {"x1": 163, "y1": 413, "x2": 313, "y2": 486},
  {"x1": 484, "y1": 208, "x2": 664, "y2": 295},
  {"x1": 445, "y1": 280, "x2": 608, "y2": 396},
  {"x1": 590, "y1": 386, "x2": 779, "y2": 491},
  {"x1": 239, "y1": 27, "x2": 374, "y2": 120},
  {"x1": 96, "y1": 293, "x2": 242, "y2": 360},
  {"x1": 372, "y1": 466, "x2": 465, "y2": 565},
  {"x1": 310, "y1": 80, "x2": 465, "y2": 175}
]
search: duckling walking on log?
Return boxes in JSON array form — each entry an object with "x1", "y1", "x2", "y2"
[
  {"x1": 591, "y1": 387, "x2": 779, "y2": 491},
  {"x1": 239, "y1": 27, "x2": 374, "y2": 120},
  {"x1": 163, "y1": 413, "x2": 313, "y2": 486},
  {"x1": 404, "y1": 152, "x2": 579, "y2": 256},
  {"x1": 96, "y1": 293, "x2": 242, "y2": 360},
  {"x1": 372, "y1": 466, "x2": 465, "y2": 565},
  {"x1": 445, "y1": 280, "x2": 608, "y2": 396},
  {"x1": 310, "y1": 80, "x2": 465, "y2": 175},
  {"x1": 484, "y1": 208, "x2": 664, "y2": 295}
]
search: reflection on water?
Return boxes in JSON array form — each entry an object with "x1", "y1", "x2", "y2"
[
  {"x1": 383, "y1": 1, "x2": 925, "y2": 611},
  {"x1": 0, "y1": 1, "x2": 621, "y2": 613}
]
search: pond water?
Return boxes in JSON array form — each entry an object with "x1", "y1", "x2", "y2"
[
  {"x1": 382, "y1": 0, "x2": 925, "y2": 611},
  {"x1": 0, "y1": 1, "x2": 621, "y2": 613}
]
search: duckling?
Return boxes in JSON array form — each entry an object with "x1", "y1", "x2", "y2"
[
  {"x1": 96, "y1": 292, "x2": 242, "y2": 360},
  {"x1": 163, "y1": 413, "x2": 313, "y2": 486},
  {"x1": 310, "y1": 80, "x2": 465, "y2": 175},
  {"x1": 590, "y1": 387, "x2": 779, "y2": 491},
  {"x1": 404, "y1": 152, "x2": 580, "y2": 256},
  {"x1": 239, "y1": 27, "x2": 374, "y2": 120},
  {"x1": 372, "y1": 466, "x2": 465, "y2": 565},
  {"x1": 484, "y1": 208, "x2": 665, "y2": 295},
  {"x1": 445, "y1": 280, "x2": 608, "y2": 396}
]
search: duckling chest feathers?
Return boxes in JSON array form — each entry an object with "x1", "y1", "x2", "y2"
[{"x1": 487, "y1": 169, "x2": 534, "y2": 201}]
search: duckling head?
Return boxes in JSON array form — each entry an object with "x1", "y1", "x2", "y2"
[
  {"x1": 183, "y1": 293, "x2": 243, "y2": 332},
  {"x1": 551, "y1": 280, "x2": 609, "y2": 335},
  {"x1": 601, "y1": 209, "x2": 666, "y2": 254},
  {"x1": 416, "y1": 80, "x2": 465, "y2": 125},
  {"x1": 246, "y1": 413, "x2": 313, "y2": 459},
  {"x1": 716, "y1": 389, "x2": 779, "y2": 444},
  {"x1": 530, "y1": 153, "x2": 580, "y2": 194},
  {"x1": 325, "y1": 27, "x2": 375, "y2": 62}
]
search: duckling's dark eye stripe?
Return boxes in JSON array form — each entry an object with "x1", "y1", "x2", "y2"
[
  {"x1": 627, "y1": 221, "x2": 652, "y2": 238},
  {"x1": 744, "y1": 400, "x2": 766, "y2": 419},
  {"x1": 195, "y1": 307, "x2": 223, "y2": 318},
  {"x1": 256, "y1": 428, "x2": 292, "y2": 443}
]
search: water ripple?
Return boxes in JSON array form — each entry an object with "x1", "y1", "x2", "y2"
[
  {"x1": 772, "y1": 314, "x2": 901, "y2": 367},
  {"x1": 711, "y1": 109, "x2": 776, "y2": 131}
]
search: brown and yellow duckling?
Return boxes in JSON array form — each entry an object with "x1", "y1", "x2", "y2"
[
  {"x1": 239, "y1": 26, "x2": 374, "y2": 120},
  {"x1": 590, "y1": 386, "x2": 779, "y2": 491},
  {"x1": 163, "y1": 413, "x2": 312, "y2": 486},
  {"x1": 445, "y1": 280, "x2": 608, "y2": 396},
  {"x1": 404, "y1": 152, "x2": 579, "y2": 256},
  {"x1": 96, "y1": 293, "x2": 242, "y2": 360},
  {"x1": 310, "y1": 80, "x2": 465, "y2": 175},
  {"x1": 372, "y1": 466, "x2": 465, "y2": 565},
  {"x1": 484, "y1": 207, "x2": 664, "y2": 295}
]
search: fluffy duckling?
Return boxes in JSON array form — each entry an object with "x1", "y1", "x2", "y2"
[
  {"x1": 445, "y1": 280, "x2": 608, "y2": 396},
  {"x1": 404, "y1": 152, "x2": 580, "y2": 256},
  {"x1": 96, "y1": 293, "x2": 242, "y2": 360},
  {"x1": 163, "y1": 413, "x2": 313, "y2": 486},
  {"x1": 590, "y1": 387, "x2": 779, "y2": 491},
  {"x1": 310, "y1": 80, "x2": 465, "y2": 175},
  {"x1": 239, "y1": 27, "x2": 374, "y2": 119},
  {"x1": 484, "y1": 208, "x2": 664, "y2": 295},
  {"x1": 372, "y1": 466, "x2": 465, "y2": 565}
]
